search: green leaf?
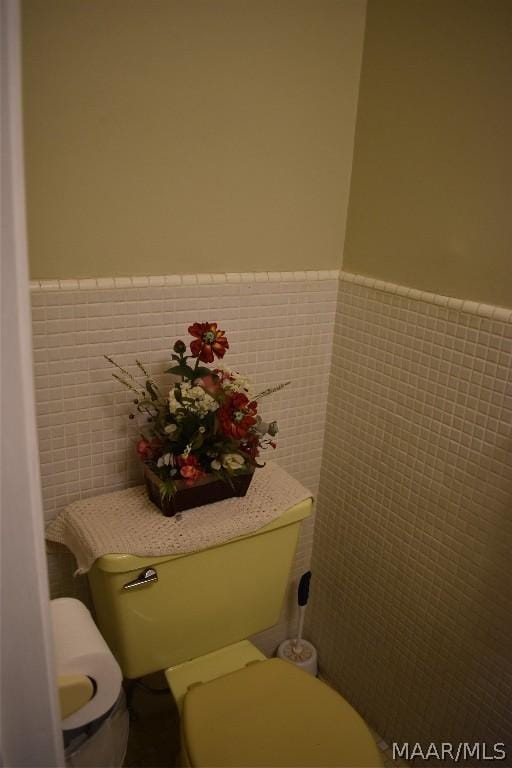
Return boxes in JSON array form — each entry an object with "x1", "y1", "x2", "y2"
[
  {"x1": 165, "y1": 364, "x2": 196, "y2": 379},
  {"x1": 191, "y1": 433, "x2": 204, "y2": 450},
  {"x1": 194, "y1": 366, "x2": 213, "y2": 378},
  {"x1": 223, "y1": 471, "x2": 236, "y2": 491},
  {"x1": 173, "y1": 384, "x2": 183, "y2": 404},
  {"x1": 159, "y1": 479, "x2": 177, "y2": 501}
]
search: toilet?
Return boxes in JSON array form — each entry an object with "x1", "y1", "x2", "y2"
[{"x1": 87, "y1": 499, "x2": 383, "y2": 767}]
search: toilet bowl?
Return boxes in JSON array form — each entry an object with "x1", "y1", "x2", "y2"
[
  {"x1": 180, "y1": 658, "x2": 382, "y2": 767},
  {"x1": 88, "y1": 498, "x2": 382, "y2": 767},
  {"x1": 166, "y1": 646, "x2": 382, "y2": 768}
]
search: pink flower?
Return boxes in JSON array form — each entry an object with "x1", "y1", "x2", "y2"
[
  {"x1": 136, "y1": 438, "x2": 163, "y2": 462},
  {"x1": 136, "y1": 439, "x2": 153, "y2": 461},
  {"x1": 193, "y1": 373, "x2": 221, "y2": 396}
]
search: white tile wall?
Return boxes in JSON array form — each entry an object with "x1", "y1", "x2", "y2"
[
  {"x1": 308, "y1": 275, "x2": 512, "y2": 757},
  {"x1": 35, "y1": 265, "x2": 512, "y2": 714},
  {"x1": 33, "y1": 271, "x2": 338, "y2": 654}
]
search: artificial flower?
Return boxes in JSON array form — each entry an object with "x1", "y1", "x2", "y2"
[
  {"x1": 218, "y1": 393, "x2": 258, "y2": 439},
  {"x1": 194, "y1": 373, "x2": 221, "y2": 396},
  {"x1": 221, "y1": 453, "x2": 245, "y2": 471},
  {"x1": 214, "y1": 364, "x2": 254, "y2": 398},
  {"x1": 157, "y1": 453, "x2": 173, "y2": 468},
  {"x1": 136, "y1": 437, "x2": 163, "y2": 461},
  {"x1": 254, "y1": 417, "x2": 279, "y2": 437},
  {"x1": 136, "y1": 438, "x2": 153, "y2": 460},
  {"x1": 188, "y1": 322, "x2": 229, "y2": 363},
  {"x1": 106, "y1": 321, "x2": 287, "y2": 505},
  {"x1": 173, "y1": 339, "x2": 187, "y2": 354},
  {"x1": 239, "y1": 432, "x2": 260, "y2": 459},
  {"x1": 169, "y1": 382, "x2": 218, "y2": 417},
  {"x1": 177, "y1": 454, "x2": 204, "y2": 484}
]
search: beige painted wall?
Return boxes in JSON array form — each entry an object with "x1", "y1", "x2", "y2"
[
  {"x1": 343, "y1": 0, "x2": 512, "y2": 309},
  {"x1": 22, "y1": 0, "x2": 366, "y2": 280}
]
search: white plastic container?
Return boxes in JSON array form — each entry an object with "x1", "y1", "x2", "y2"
[
  {"x1": 64, "y1": 690, "x2": 129, "y2": 768},
  {"x1": 277, "y1": 638, "x2": 318, "y2": 676}
]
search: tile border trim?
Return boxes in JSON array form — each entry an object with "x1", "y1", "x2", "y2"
[
  {"x1": 339, "y1": 271, "x2": 512, "y2": 323},
  {"x1": 30, "y1": 270, "x2": 340, "y2": 292},
  {"x1": 30, "y1": 267, "x2": 512, "y2": 321}
]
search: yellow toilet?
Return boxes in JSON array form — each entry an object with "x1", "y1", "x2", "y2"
[{"x1": 88, "y1": 499, "x2": 383, "y2": 767}]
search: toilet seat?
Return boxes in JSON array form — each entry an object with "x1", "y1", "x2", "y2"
[{"x1": 182, "y1": 658, "x2": 383, "y2": 767}]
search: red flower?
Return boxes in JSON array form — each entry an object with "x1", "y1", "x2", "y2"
[
  {"x1": 136, "y1": 438, "x2": 163, "y2": 462},
  {"x1": 218, "y1": 393, "x2": 258, "y2": 440},
  {"x1": 188, "y1": 322, "x2": 229, "y2": 364},
  {"x1": 240, "y1": 432, "x2": 261, "y2": 459},
  {"x1": 136, "y1": 439, "x2": 153, "y2": 460},
  {"x1": 177, "y1": 454, "x2": 204, "y2": 485}
]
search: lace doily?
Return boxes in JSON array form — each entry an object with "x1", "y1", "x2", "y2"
[{"x1": 45, "y1": 463, "x2": 312, "y2": 574}]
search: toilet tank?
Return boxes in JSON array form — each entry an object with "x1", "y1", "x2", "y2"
[{"x1": 88, "y1": 499, "x2": 311, "y2": 678}]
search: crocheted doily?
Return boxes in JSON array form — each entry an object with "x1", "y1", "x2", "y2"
[{"x1": 45, "y1": 463, "x2": 312, "y2": 574}]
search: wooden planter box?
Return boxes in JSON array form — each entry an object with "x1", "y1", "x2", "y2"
[{"x1": 143, "y1": 465, "x2": 254, "y2": 517}]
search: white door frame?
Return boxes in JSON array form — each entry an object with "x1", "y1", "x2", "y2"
[{"x1": 1, "y1": 0, "x2": 64, "y2": 764}]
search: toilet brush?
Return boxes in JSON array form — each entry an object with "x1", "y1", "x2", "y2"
[
  {"x1": 277, "y1": 571, "x2": 318, "y2": 676},
  {"x1": 293, "y1": 570, "x2": 311, "y2": 656}
]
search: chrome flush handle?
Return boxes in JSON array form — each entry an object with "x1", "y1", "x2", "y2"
[{"x1": 123, "y1": 567, "x2": 158, "y2": 590}]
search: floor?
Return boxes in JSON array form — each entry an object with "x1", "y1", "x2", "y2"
[
  {"x1": 123, "y1": 673, "x2": 180, "y2": 768},
  {"x1": 122, "y1": 670, "x2": 407, "y2": 768},
  {"x1": 368, "y1": 728, "x2": 409, "y2": 768}
]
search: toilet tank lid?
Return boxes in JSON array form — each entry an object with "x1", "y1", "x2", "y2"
[{"x1": 92, "y1": 498, "x2": 312, "y2": 574}]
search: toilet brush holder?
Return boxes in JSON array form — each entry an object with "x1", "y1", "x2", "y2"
[
  {"x1": 276, "y1": 571, "x2": 317, "y2": 676},
  {"x1": 277, "y1": 638, "x2": 318, "y2": 676}
]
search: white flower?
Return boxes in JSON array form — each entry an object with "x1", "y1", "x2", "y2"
[
  {"x1": 215, "y1": 364, "x2": 254, "y2": 398},
  {"x1": 157, "y1": 453, "x2": 173, "y2": 468},
  {"x1": 221, "y1": 453, "x2": 245, "y2": 471},
  {"x1": 169, "y1": 382, "x2": 219, "y2": 418},
  {"x1": 210, "y1": 459, "x2": 221, "y2": 471},
  {"x1": 254, "y1": 418, "x2": 279, "y2": 436},
  {"x1": 199, "y1": 426, "x2": 206, "y2": 434},
  {"x1": 182, "y1": 443, "x2": 192, "y2": 458},
  {"x1": 254, "y1": 418, "x2": 269, "y2": 435}
]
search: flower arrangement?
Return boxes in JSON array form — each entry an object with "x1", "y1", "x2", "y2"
[{"x1": 105, "y1": 322, "x2": 288, "y2": 512}]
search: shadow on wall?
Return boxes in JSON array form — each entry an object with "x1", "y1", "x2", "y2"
[
  {"x1": 47, "y1": 544, "x2": 93, "y2": 608},
  {"x1": 306, "y1": 278, "x2": 512, "y2": 756}
]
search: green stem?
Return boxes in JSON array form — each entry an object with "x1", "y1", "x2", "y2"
[{"x1": 193, "y1": 347, "x2": 204, "y2": 374}]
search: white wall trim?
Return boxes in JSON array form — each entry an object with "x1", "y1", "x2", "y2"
[
  {"x1": 29, "y1": 269, "x2": 340, "y2": 291},
  {"x1": 30, "y1": 268, "x2": 512, "y2": 322},
  {"x1": 339, "y1": 270, "x2": 512, "y2": 322}
]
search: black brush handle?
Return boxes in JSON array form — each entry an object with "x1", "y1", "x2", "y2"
[{"x1": 298, "y1": 571, "x2": 312, "y2": 607}]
